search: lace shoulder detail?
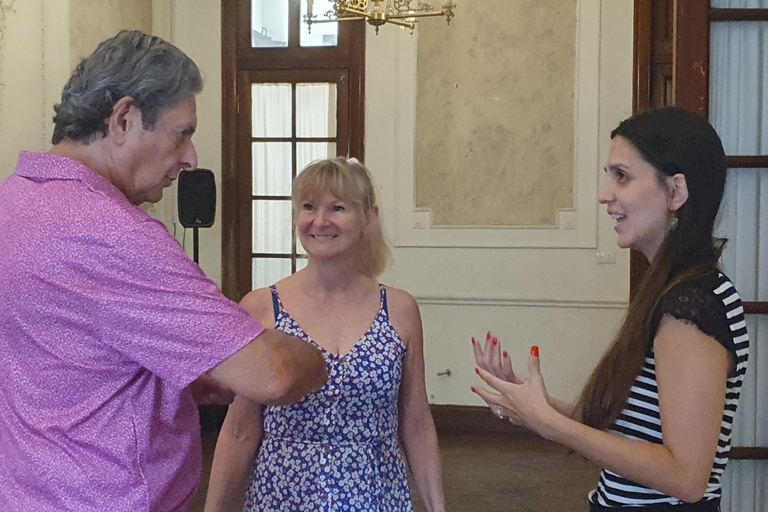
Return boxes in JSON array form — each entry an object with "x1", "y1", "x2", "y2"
[{"x1": 652, "y1": 274, "x2": 734, "y2": 355}]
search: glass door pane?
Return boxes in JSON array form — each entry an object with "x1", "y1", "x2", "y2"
[
  {"x1": 297, "y1": 142, "x2": 337, "y2": 171},
  {"x1": 252, "y1": 200, "x2": 293, "y2": 254},
  {"x1": 296, "y1": 83, "x2": 337, "y2": 137},
  {"x1": 301, "y1": 0, "x2": 339, "y2": 47},
  {"x1": 715, "y1": 168, "x2": 768, "y2": 301},
  {"x1": 252, "y1": 258, "x2": 292, "y2": 289},
  {"x1": 252, "y1": 0, "x2": 290, "y2": 47},
  {"x1": 248, "y1": 73, "x2": 345, "y2": 290},
  {"x1": 710, "y1": 22, "x2": 768, "y2": 155},
  {"x1": 252, "y1": 84, "x2": 292, "y2": 138},
  {"x1": 252, "y1": 142, "x2": 293, "y2": 196},
  {"x1": 712, "y1": 0, "x2": 768, "y2": 7}
]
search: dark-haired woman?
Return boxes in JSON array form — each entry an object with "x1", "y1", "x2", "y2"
[{"x1": 472, "y1": 107, "x2": 749, "y2": 511}]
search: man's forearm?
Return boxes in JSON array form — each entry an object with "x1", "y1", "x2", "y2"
[{"x1": 208, "y1": 329, "x2": 327, "y2": 405}]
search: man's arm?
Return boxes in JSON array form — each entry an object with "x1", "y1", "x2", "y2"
[{"x1": 208, "y1": 327, "x2": 327, "y2": 406}]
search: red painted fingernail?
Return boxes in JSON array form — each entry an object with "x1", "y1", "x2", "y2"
[
  {"x1": 486, "y1": 331, "x2": 491, "y2": 341},
  {"x1": 492, "y1": 337, "x2": 498, "y2": 345},
  {"x1": 503, "y1": 351, "x2": 508, "y2": 358},
  {"x1": 531, "y1": 346, "x2": 540, "y2": 357},
  {"x1": 471, "y1": 337, "x2": 476, "y2": 345},
  {"x1": 471, "y1": 387, "x2": 477, "y2": 393},
  {"x1": 475, "y1": 367, "x2": 480, "y2": 375}
]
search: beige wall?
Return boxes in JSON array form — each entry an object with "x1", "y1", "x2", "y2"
[
  {"x1": 152, "y1": 0, "x2": 224, "y2": 283},
  {"x1": 0, "y1": 0, "x2": 70, "y2": 180},
  {"x1": 415, "y1": 0, "x2": 577, "y2": 227},
  {"x1": 365, "y1": 0, "x2": 634, "y2": 405},
  {"x1": 0, "y1": 0, "x2": 634, "y2": 406},
  {"x1": 165, "y1": 0, "x2": 634, "y2": 405},
  {"x1": 0, "y1": 0, "x2": 152, "y2": 182},
  {"x1": 70, "y1": 0, "x2": 152, "y2": 64}
]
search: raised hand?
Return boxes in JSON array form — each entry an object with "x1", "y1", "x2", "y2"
[
  {"x1": 471, "y1": 346, "x2": 557, "y2": 437},
  {"x1": 471, "y1": 331, "x2": 523, "y2": 384}
]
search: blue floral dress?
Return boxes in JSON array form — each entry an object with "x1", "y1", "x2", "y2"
[{"x1": 243, "y1": 285, "x2": 414, "y2": 512}]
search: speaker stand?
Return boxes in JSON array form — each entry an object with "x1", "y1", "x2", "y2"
[{"x1": 193, "y1": 227, "x2": 199, "y2": 264}]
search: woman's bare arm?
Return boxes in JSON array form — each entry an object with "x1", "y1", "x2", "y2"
[{"x1": 474, "y1": 315, "x2": 729, "y2": 503}]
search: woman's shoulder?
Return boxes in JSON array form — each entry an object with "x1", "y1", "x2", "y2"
[
  {"x1": 382, "y1": 285, "x2": 422, "y2": 343},
  {"x1": 239, "y1": 285, "x2": 280, "y2": 325},
  {"x1": 655, "y1": 270, "x2": 741, "y2": 354},
  {"x1": 383, "y1": 285, "x2": 419, "y2": 314},
  {"x1": 662, "y1": 270, "x2": 737, "y2": 308}
]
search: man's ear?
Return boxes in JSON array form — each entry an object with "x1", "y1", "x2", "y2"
[
  {"x1": 667, "y1": 173, "x2": 689, "y2": 212},
  {"x1": 107, "y1": 97, "x2": 138, "y2": 144}
]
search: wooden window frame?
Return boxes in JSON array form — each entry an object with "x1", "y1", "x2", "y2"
[
  {"x1": 635, "y1": 0, "x2": 768, "y2": 459},
  {"x1": 221, "y1": 0, "x2": 365, "y2": 302}
]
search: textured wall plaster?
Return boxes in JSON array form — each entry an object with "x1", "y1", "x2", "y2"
[
  {"x1": 70, "y1": 0, "x2": 152, "y2": 65},
  {"x1": 415, "y1": 0, "x2": 577, "y2": 226}
]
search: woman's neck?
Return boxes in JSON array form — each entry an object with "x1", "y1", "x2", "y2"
[{"x1": 299, "y1": 258, "x2": 372, "y2": 295}]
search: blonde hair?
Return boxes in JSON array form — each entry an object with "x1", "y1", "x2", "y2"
[{"x1": 293, "y1": 157, "x2": 392, "y2": 278}]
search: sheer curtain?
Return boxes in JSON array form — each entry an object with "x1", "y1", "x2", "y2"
[
  {"x1": 712, "y1": 0, "x2": 768, "y2": 8},
  {"x1": 251, "y1": 83, "x2": 337, "y2": 289},
  {"x1": 710, "y1": 15, "x2": 768, "y2": 512}
]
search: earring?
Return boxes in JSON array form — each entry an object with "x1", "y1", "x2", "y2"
[{"x1": 668, "y1": 215, "x2": 679, "y2": 231}]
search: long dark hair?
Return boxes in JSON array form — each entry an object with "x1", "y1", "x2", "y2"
[{"x1": 576, "y1": 107, "x2": 727, "y2": 430}]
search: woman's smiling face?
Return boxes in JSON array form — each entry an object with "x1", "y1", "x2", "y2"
[
  {"x1": 297, "y1": 192, "x2": 369, "y2": 261},
  {"x1": 598, "y1": 136, "x2": 676, "y2": 261}
]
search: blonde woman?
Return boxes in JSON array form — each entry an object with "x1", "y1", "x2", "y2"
[{"x1": 205, "y1": 158, "x2": 445, "y2": 512}]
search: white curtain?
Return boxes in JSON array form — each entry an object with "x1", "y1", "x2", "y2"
[
  {"x1": 712, "y1": 0, "x2": 768, "y2": 8},
  {"x1": 250, "y1": 82, "x2": 337, "y2": 289},
  {"x1": 710, "y1": 18, "x2": 768, "y2": 512}
]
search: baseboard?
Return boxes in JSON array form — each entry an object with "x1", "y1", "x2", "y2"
[{"x1": 430, "y1": 404, "x2": 541, "y2": 439}]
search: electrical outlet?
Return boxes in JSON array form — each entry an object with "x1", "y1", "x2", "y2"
[{"x1": 596, "y1": 252, "x2": 616, "y2": 264}]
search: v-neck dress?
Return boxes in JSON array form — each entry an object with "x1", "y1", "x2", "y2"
[{"x1": 243, "y1": 284, "x2": 413, "y2": 512}]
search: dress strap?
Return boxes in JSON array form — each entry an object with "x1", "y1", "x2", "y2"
[
  {"x1": 269, "y1": 285, "x2": 281, "y2": 324},
  {"x1": 380, "y1": 284, "x2": 388, "y2": 316}
]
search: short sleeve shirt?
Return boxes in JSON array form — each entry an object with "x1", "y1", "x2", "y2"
[
  {"x1": 0, "y1": 152, "x2": 265, "y2": 511},
  {"x1": 651, "y1": 271, "x2": 737, "y2": 361}
]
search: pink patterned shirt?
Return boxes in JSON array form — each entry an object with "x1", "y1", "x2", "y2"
[{"x1": 0, "y1": 152, "x2": 265, "y2": 511}]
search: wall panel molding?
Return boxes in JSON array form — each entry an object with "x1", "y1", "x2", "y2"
[
  {"x1": 416, "y1": 295, "x2": 628, "y2": 310},
  {"x1": 392, "y1": 0, "x2": 602, "y2": 249}
]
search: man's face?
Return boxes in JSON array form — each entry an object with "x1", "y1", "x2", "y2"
[{"x1": 119, "y1": 95, "x2": 198, "y2": 205}]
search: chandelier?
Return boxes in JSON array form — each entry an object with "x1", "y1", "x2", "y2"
[{"x1": 305, "y1": 0, "x2": 457, "y2": 35}]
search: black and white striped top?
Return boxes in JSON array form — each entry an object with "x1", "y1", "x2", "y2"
[{"x1": 589, "y1": 272, "x2": 750, "y2": 507}]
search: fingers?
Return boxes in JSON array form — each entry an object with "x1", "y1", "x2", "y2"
[
  {"x1": 527, "y1": 345, "x2": 541, "y2": 381},
  {"x1": 474, "y1": 366, "x2": 512, "y2": 394},
  {"x1": 471, "y1": 336, "x2": 485, "y2": 367},
  {"x1": 488, "y1": 334, "x2": 503, "y2": 371},
  {"x1": 470, "y1": 383, "x2": 502, "y2": 408},
  {"x1": 500, "y1": 351, "x2": 520, "y2": 384},
  {"x1": 471, "y1": 331, "x2": 499, "y2": 375},
  {"x1": 482, "y1": 331, "x2": 495, "y2": 369},
  {"x1": 472, "y1": 332, "x2": 527, "y2": 386},
  {"x1": 471, "y1": 385, "x2": 516, "y2": 424}
]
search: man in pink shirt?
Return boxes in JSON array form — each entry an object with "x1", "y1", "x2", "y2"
[{"x1": 0, "y1": 31, "x2": 327, "y2": 511}]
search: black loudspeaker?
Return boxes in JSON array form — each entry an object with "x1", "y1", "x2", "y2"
[{"x1": 177, "y1": 169, "x2": 216, "y2": 228}]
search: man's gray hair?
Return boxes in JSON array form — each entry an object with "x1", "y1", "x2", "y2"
[{"x1": 52, "y1": 30, "x2": 203, "y2": 144}]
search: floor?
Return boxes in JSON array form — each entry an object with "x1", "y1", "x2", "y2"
[{"x1": 189, "y1": 433, "x2": 601, "y2": 512}]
